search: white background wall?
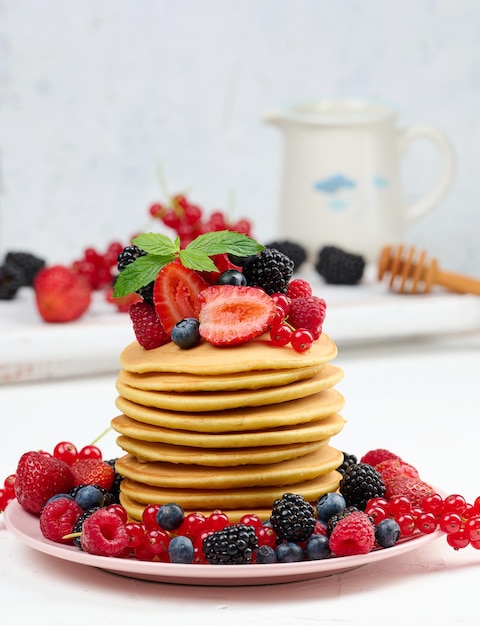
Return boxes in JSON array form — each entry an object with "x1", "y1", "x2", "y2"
[{"x1": 1, "y1": 0, "x2": 479, "y2": 273}]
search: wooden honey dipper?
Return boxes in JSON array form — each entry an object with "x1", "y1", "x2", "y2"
[{"x1": 378, "y1": 244, "x2": 480, "y2": 295}]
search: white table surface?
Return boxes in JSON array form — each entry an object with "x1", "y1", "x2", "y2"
[{"x1": 1, "y1": 330, "x2": 480, "y2": 625}]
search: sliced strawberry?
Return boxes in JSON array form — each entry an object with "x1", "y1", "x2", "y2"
[
  {"x1": 153, "y1": 261, "x2": 209, "y2": 335},
  {"x1": 198, "y1": 285, "x2": 276, "y2": 346}
]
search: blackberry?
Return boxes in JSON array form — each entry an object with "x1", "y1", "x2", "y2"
[
  {"x1": 270, "y1": 492, "x2": 316, "y2": 543},
  {"x1": 202, "y1": 523, "x2": 258, "y2": 564},
  {"x1": 71, "y1": 506, "x2": 101, "y2": 548},
  {"x1": 264, "y1": 240, "x2": 307, "y2": 272},
  {"x1": 326, "y1": 505, "x2": 360, "y2": 536},
  {"x1": 337, "y1": 451, "x2": 358, "y2": 476},
  {"x1": 0, "y1": 264, "x2": 23, "y2": 300},
  {"x1": 339, "y1": 463, "x2": 386, "y2": 511},
  {"x1": 4, "y1": 251, "x2": 46, "y2": 287},
  {"x1": 104, "y1": 459, "x2": 124, "y2": 503},
  {"x1": 243, "y1": 248, "x2": 294, "y2": 295},
  {"x1": 314, "y1": 245, "x2": 365, "y2": 285},
  {"x1": 116, "y1": 245, "x2": 154, "y2": 303}
]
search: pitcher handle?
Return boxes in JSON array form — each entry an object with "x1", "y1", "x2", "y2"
[{"x1": 398, "y1": 125, "x2": 455, "y2": 221}]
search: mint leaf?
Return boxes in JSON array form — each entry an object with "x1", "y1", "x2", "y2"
[
  {"x1": 186, "y1": 230, "x2": 263, "y2": 257},
  {"x1": 132, "y1": 233, "x2": 179, "y2": 256},
  {"x1": 178, "y1": 248, "x2": 219, "y2": 272},
  {"x1": 113, "y1": 254, "x2": 171, "y2": 298}
]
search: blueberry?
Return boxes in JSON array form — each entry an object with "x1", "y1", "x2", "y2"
[
  {"x1": 216, "y1": 269, "x2": 247, "y2": 286},
  {"x1": 156, "y1": 502, "x2": 185, "y2": 531},
  {"x1": 74, "y1": 485, "x2": 105, "y2": 510},
  {"x1": 171, "y1": 318, "x2": 200, "y2": 349},
  {"x1": 45, "y1": 493, "x2": 74, "y2": 506},
  {"x1": 276, "y1": 542, "x2": 304, "y2": 563},
  {"x1": 255, "y1": 545, "x2": 277, "y2": 564},
  {"x1": 168, "y1": 535, "x2": 194, "y2": 563},
  {"x1": 316, "y1": 492, "x2": 346, "y2": 523},
  {"x1": 375, "y1": 518, "x2": 401, "y2": 548},
  {"x1": 305, "y1": 535, "x2": 331, "y2": 561}
]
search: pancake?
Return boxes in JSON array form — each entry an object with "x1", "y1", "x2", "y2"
[
  {"x1": 119, "y1": 492, "x2": 274, "y2": 524},
  {"x1": 119, "y1": 470, "x2": 343, "y2": 510},
  {"x1": 120, "y1": 332, "x2": 337, "y2": 375},
  {"x1": 117, "y1": 363, "x2": 324, "y2": 392},
  {"x1": 115, "y1": 446, "x2": 343, "y2": 489},
  {"x1": 111, "y1": 411, "x2": 346, "y2": 448},
  {"x1": 115, "y1": 435, "x2": 329, "y2": 466},
  {"x1": 115, "y1": 365, "x2": 344, "y2": 412}
]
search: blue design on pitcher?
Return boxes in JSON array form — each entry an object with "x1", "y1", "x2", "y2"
[
  {"x1": 314, "y1": 174, "x2": 356, "y2": 194},
  {"x1": 327, "y1": 198, "x2": 348, "y2": 211},
  {"x1": 373, "y1": 175, "x2": 389, "y2": 189}
]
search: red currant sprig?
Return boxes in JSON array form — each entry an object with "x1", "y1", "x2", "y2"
[{"x1": 269, "y1": 293, "x2": 314, "y2": 353}]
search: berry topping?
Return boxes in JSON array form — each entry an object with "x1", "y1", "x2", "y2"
[
  {"x1": 34, "y1": 265, "x2": 92, "y2": 323},
  {"x1": 243, "y1": 248, "x2": 295, "y2": 295},
  {"x1": 270, "y1": 492, "x2": 317, "y2": 543},
  {"x1": 328, "y1": 510, "x2": 375, "y2": 556},
  {"x1": 80, "y1": 508, "x2": 130, "y2": 557},
  {"x1": 202, "y1": 523, "x2": 258, "y2": 564},
  {"x1": 287, "y1": 296, "x2": 327, "y2": 340},
  {"x1": 198, "y1": 285, "x2": 276, "y2": 346},
  {"x1": 14, "y1": 451, "x2": 74, "y2": 515},
  {"x1": 315, "y1": 245, "x2": 366, "y2": 285},
  {"x1": 339, "y1": 463, "x2": 386, "y2": 511},
  {"x1": 171, "y1": 317, "x2": 201, "y2": 349},
  {"x1": 286, "y1": 278, "x2": 313, "y2": 300},
  {"x1": 129, "y1": 301, "x2": 170, "y2": 350},
  {"x1": 153, "y1": 261, "x2": 209, "y2": 335}
]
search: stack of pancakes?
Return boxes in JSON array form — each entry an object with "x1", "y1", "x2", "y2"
[{"x1": 112, "y1": 332, "x2": 346, "y2": 522}]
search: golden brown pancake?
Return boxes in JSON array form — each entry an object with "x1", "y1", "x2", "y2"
[
  {"x1": 115, "y1": 435, "x2": 329, "y2": 466},
  {"x1": 120, "y1": 332, "x2": 337, "y2": 375},
  {"x1": 111, "y1": 412, "x2": 346, "y2": 448},
  {"x1": 115, "y1": 446, "x2": 343, "y2": 489}
]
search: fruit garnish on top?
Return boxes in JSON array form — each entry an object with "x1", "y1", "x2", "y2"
[{"x1": 113, "y1": 230, "x2": 327, "y2": 352}]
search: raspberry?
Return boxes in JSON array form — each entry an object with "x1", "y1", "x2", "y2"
[
  {"x1": 80, "y1": 508, "x2": 129, "y2": 556},
  {"x1": 202, "y1": 524, "x2": 258, "y2": 564},
  {"x1": 339, "y1": 463, "x2": 386, "y2": 511},
  {"x1": 328, "y1": 510, "x2": 375, "y2": 556},
  {"x1": 39, "y1": 497, "x2": 83, "y2": 544},
  {"x1": 264, "y1": 240, "x2": 307, "y2": 271},
  {"x1": 315, "y1": 246, "x2": 365, "y2": 285},
  {"x1": 286, "y1": 278, "x2": 313, "y2": 300},
  {"x1": 360, "y1": 448, "x2": 401, "y2": 466},
  {"x1": 270, "y1": 493, "x2": 316, "y2": 542},
  {"x1": 129, "y1": 301, "x2": 170, "y2": 350},
  {"x1": 287, "y1": 296, "x2": 326, "y2": 340},
  {"x1": 243, "y1": 248, "x2": 294, "y2": 295},
  {"x1": 375, "y1": 459, "x2": 420, "y2": 482}
]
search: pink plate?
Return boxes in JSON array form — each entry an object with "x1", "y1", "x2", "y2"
[{"x1": 4, "y1": 500, "x2": 442, "y2": 586}]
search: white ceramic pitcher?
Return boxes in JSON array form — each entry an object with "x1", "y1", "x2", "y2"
[{"x1": 265, "y1": 99, "x2": 455, "y2": 262}]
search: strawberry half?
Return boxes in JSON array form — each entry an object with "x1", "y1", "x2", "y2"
[
  {"x1": 14, "y1": 451, "x2": 75, "y2": 515},
  {"x1": 34, "y1": 265, "x2": 92, "y2": 323},
  {"x1": 153, "y1": 261, "x2": 209, "y2": 335},
  {"x1": 198, "y1": 285, "x2": 276, "y2": 346}
]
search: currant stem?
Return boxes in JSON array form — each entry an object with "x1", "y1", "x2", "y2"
[{"x1": 90, "y1": 426, "x2": 112, "y2": 446}]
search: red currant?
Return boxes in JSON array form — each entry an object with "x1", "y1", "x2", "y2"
[
  {"x1": 446, "y1": 529, "x2": 470, "y2": 550},
  {"x1": 53, "y1": 441, "x2": 78, "y2": 466},
  {"x1": 290, "y1": 328, "x2": 314, "y2": 353},
  {"x1": 415, "y1": 512, "x2": 438, "y2": 534},
  {"x1": 396, "y1": 513, "x2": 416, "y2": 537},
  {"x1": 4, "y1": 474, "x2": 16, "y2": 495},
  {"x1": 421, "y1": 493, "x2": 444, "y2": 515},
  {"x1": 387, "y1": 496, "x2": 411, "y2": 518},
  {"x1": 239, "y1": 514, "x2": 263, "y2": 531},
  {"x1": 256, "y1": 525, "x2": 277, "y2": 548},
  {"x1": 204, "y1": 510, "x2": 229, "y2": 532},
  {"x1": 439, "y1": 512, "x2": 463, "y2": 534},
  {"x1": 271, "y1": 293, "x2": 291, "y2": 315},
  {"x1": 144, "y1": 528, "x2": 170, "y2": 559},
  {"x1": 78, "y1": 445, "x2": 103, "y2": 461},
  {"x1": 125, "y1": 522, "x2": 145, "y2": 548},
  {"x1": 465, "y1": 515, "x2": 480, "y2": 542},
  {"x1": 443, "y1": 494, "x2": 467, "y2": 515},
  {"x1": 106, "y1": 504, "x2": 128, "y2": 523},
  {"x1": 178, "y1": 512, "x2": 207, "y2": 539},
  {"x1": 142, "y1": 504, "x2": 161, "y2": 530},
  {"x1": 270, "y1": 324, "x2": 292, "y2": 346}
]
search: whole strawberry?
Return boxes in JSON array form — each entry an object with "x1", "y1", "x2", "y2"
[
  {"x1": 34, "y1": 265, "x2": 92, "y2": 323},
  {"x1": 14, "y1": 451, "x2": 75, "y2": 515},
  {"x1": 70, "y1": 458, "x2": 115, "y2": 491},
  {"x1": 385, "y1": 476, "x2": 437, "y2": 508}
]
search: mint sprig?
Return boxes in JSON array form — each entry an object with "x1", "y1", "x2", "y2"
[{"x1": 113, "y1": 230, "x2": 264, "y2": 298}]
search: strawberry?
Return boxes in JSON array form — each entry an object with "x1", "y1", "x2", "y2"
[
  {"x1": 105, "y1": 287, "x2": 142, "y2": 312},
  {"x1": 129, "y1": 301, "x2": 170, "y2": 350},
  {"x1": 153, "y1": 261, "x2": 209, "y2": 335},
  {"x1": 70, "y1": 458, "x2": 115, "y2": 491},
  {"x1": 14, "y1": 451, "x2": 75, "y2": 515},
  {"x1": 384, "y1": 476, "x2": 437, "y2": 508},
  {"x1": 34, "y1": 265, "x2": 92, "y2": 323},
  {"x1": 198, "y1": 285, "x2": 276, "y2": 346},
  {"x1": 375, "y1": 458, "x2": 420, "y2": 482},
  {"x1": 360, "y1": 448, "x2": 401, "y2": 466},
  {"x1": 198, "y1": 253, "x2": 242, "y2": 285}
]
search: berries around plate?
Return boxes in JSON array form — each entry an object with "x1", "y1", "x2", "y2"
[
  {"x1": 34, "y1": 265, "x2": 92, "y2": 323},
  {"x1": 198, "y1": 285, "x2": 276, "y2": 346}
]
